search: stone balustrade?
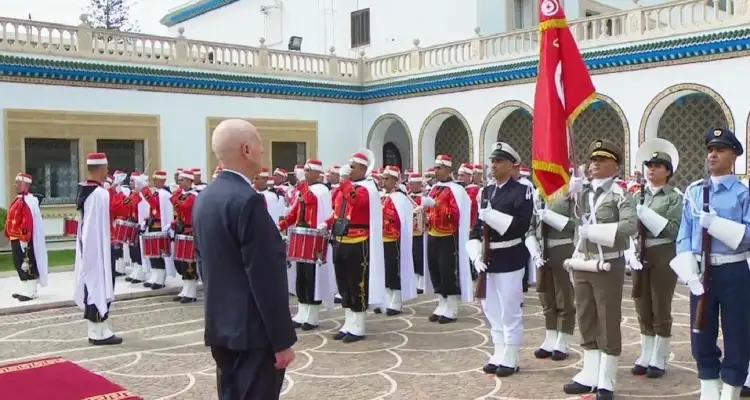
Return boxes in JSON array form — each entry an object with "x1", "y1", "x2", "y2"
[{"x1": 0, "y1": 0, "x2": 747, "y2": 83}]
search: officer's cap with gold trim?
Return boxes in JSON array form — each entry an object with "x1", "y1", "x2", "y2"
[
  {"x1": 644, "y1": 151, "x2": 673, "y2": 172},
  {"x1": 490, "y1": 142, "x2": 521, "y2": 165},
  {"x1": 706, "y1": 128, "x2": 743, "y2": 156},
  {"x1": 588, "y1": 139, "x2": 622, "y2": 163}
]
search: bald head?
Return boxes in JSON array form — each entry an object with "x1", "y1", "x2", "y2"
[{"x1": 212, "y1": 119, "x2": 260, "y2": 162}]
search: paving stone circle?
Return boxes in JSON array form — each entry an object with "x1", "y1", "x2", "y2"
[{"x1": 0, "y1": 279, "x2": 701, "y2": 399}]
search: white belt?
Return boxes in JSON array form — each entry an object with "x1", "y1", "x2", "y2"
[
  {"x1": 597, "y1": 251, "x2": 623, "y2": 260},
  {"x1": 489, "y1": 238, "x2": 522, "y2": 249},
  {"x1": 695, "y1": 252, "x2": 749, "y2": 266},
  {"x1": 546, "y1": 238, "x2": 573, "y2": 248},
  {"x1": 645, "y1": 238, "x2": 673, "y2": 248}
]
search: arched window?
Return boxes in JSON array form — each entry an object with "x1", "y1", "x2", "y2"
[{"x1": 382, "y1": 142, "x2": 402, "y2": 169}]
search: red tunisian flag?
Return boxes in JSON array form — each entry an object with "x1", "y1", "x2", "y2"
[{"x1": 531, "y1": 0, "x2": 596, "y2": 202}]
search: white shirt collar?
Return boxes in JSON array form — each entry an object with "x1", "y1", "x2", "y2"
[{"x1": 221, "y1": 168, "x2": 253, "y2": 187}]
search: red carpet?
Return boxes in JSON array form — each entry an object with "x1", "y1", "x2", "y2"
[{"x1": 0, "y1": 357, "x2": 142, "y2": 400}]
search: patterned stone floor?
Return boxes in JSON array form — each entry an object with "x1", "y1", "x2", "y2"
[{"x1": 0, "y1": 278, "x2": 701, "y2": 399}]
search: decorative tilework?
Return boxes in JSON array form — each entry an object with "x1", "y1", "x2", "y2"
[
  {"x1": 638, "y1": 83, "x2": 735, "y2": 183},
  {"x1": 417, "y1": 108, "x2": 473, "y2": 172},
  {"x1": 1, "y1": 29, "x2": 749, "y2": 104}
]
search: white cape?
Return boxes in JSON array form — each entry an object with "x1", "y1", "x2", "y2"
[
  {"x1": 23, "y1": 194, "x2": 49, "y2": 287},
  {"x1": 74, "y1": 186, "x2": 113, "y2": 316},
  {"x1": 358, "y1": 179, "x2": 386, "y2": 306},
  {"x1": 308, "y1": 183, "x2": 336, "y2": 310},
  {"x1": 389, "y1": 191, "x2": 417, "y2": 303},
  {"x1": 430, "y1": 181, "x2": 473, "y2": 303},
  {"x1": 157, "y1": 188, "x2": 177, "y2": 277}
]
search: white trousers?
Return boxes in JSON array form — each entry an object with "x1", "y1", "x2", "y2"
[{"x1": 482, "y1": 268, "x2": 525, "y2": 347}]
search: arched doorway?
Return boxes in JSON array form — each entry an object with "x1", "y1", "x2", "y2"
[
  {"x1": 418, "y1": 108, "x2": 473, "y2": 171},
  {"x1": 479, "y1": 101, "x2": 534, "y2": 167},
  {"x1": 383, "y1": 142, "x2": 403, "y2": 169},
  {"x1": 366, "y1": 113, "x2": 412, "y2": 170},
  {"x1": 640, "y1": 84, "x2": 734, "y2": 188},
  {"x1": 571, "y1": 94, "x2": 630, "y2": 177}
]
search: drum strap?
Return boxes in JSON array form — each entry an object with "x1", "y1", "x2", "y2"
[{"x1": 298, "y1": 192, "x2": 309, "y2": 228}]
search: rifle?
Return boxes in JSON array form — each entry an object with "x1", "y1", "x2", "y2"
[
  {"x1": 632, "y1": 175, "x2": 647, "y2": 298},
  {"x1": 536, "y1": 201, "x2": 551, "y2": 293},
  {"x1": 474, "y1": 186, "x2": 490, "y2": 299},
  {"x1": 692, "y1": 178, "x2": 712, "y2": 333}
]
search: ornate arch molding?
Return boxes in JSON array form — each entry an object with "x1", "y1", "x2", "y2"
[
  {"x1": 366, "y1": 113, "x2": 414, "y2": 169},
  {"x1": 478, "y1": 100, "x2": 534, "y2": 163},
  {"x1": 638, "y1": 83, "x2": 734, "y2": 145},
  {"x1": 417, "y1": 107, "x2": 474, "y2": 171},
  {"x1": 590, "y1": 92, "x2": 631, "y2": 178}
]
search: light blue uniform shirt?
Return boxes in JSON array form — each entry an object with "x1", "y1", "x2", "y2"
[{"x1": 676, "y1": 175, "x2": 750, "y2": 255}]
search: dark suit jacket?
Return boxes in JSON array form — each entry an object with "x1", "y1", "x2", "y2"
[
  {"x1": 194, "y1": 170, "x2": 297, "y2": 353},
  {"x1": 469, "y1": 178, "x2": 533, "y2": 273}
]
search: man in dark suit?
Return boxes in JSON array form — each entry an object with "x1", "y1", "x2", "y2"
[{"x1": 194, "y1": 119, "x2": 297, "y2": 400}]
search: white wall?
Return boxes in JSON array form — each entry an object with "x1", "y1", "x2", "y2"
[
  {"x1": 0, "y1": 82, "x2": 362, "y2": 212},
  {"x1": 167, "y1": 0, "x2": 482, "y2": 58},
  {"x1": 362, "y1": 56, "x2": 750, "y2": 173}
]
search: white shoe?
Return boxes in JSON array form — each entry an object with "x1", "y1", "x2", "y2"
[
  {"x1": 554, "y1": 332, "x2": 571, "y2": 355},
  {"x1": 634, "y1": 334, "x2": 655, "y2": 369},
  {"x1": 538, "y1": 329, "x2": 556, "y2": 352},
  {"x1": 433, "y1": 296, "x2": 447, "y2": 317},
  {"x1": 19, "y1": 279, "x2": 38, "y2": 299},
  {"x1": 720, "y1": 382, "x2": 741, "y2": 400},
  {"x1": 649, "y1": 335, "x2": 670, "y2": 371},
  {"x1": 293, "y1": 304, "x2": 308, "y2": 324},
  {"x1": 573, "y1": 349, "x2": 601, "y2": 388},
  {"x1": 700, "y1": 380, "x2": 721, "y2": 400},
  {"x1": 596, "y1": 354, "x2": 618, "y2": 392},
  {"x1": 305, "y1": 304, "x2": 320, "y2": 326}
]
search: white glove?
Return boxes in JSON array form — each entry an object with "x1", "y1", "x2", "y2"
[
  {"x1": 421, "y1": 196, "x2": 436, "y2": 207},
  {"x1": 532, "y1": 254, "x2": 545, "y2": 268},
  {"x1": 537, "y1": 208, "x2": 547, "y2": 222},
  {"x1": 317, "y1": 222, "x2": 328, "y2": 230},
  {"x1": 114, "y1": 173, "x2": 127, "y2": 185},
  {"x1": 699, "y1": 210, "x2": 716, "y2": 229},
  {"x1": 474, "y1": 260, "x2": 487, "y2": 273},
  {"x1": 568, "y1": 176, "x2": 584, "y2": 195},
  {"x1": 295, "y1": 170, "x2": 305, "y2": 182},
  {"x1": 636, "y1": 204, "x2": 644, "y2": 216},
  {"x1": 687, "y1": 277, "x2": 705, "y2": 296},
  {"x1": 134, "y1": 176, "x2": 148, "y2": 191},
  {"x1": 578, "y1": 224, "x2": 589, "y2": 239},
  {"x1": 478, "y1": 208, "x2": 490, "y2": 221},
  {"x1": 103, "y1": 182, "x2": 111, "y2": 190},
  {"x1": 139, "y1": 222, "x2": 146, "y2": 232},
  {"x1": 21, "y1": 262, "x2": 29, "y2": 272},
  {"x1": 629, "y1": 257, "x2": 644, "y2": 271},
  {"x1": 20, "y1": 241, "x2": 28, "y2": 251},
  {"x1": 168, "y1": 229, "x2": 175, "y2": 239},
  {"x1": 339, "y1": 165, "x2": 352, "y2": 177}
]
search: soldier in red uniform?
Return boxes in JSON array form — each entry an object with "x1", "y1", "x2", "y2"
[
  {"x1": 279, "y1": 159, "x2": 335, "y2": 330},
  {"x1": 409, "y1": 173, "x2": 427, "y2": 293},
  {"x1": 421, "y1": 155, "x2": 473, "y2": 323},
  {"x1": 124, "y1": 172, "x2": 149, "y2": 284},
  {"x1": 321, "y1": 151, "x2": 385, "y2": 343},
  {"x1": 375, "y1": 166, "x2": 416, "y2": 316},
  {"x1": 135, "y1": 170, "x2": 176, "y2": 289},
  {"x1": 473, "y1": 164, "x2": 485, "y2": 186},
  {"x1": 5, "y1": 172, "x2": 49, "y2": 301},
  {"x1": 171, "y1": 169, "x2": 199, "y2": 303},
  {"x1": 191, "y1": 168, "x2": 207, "y2": 192},
  {"x1": 106, "y1": 175, "x2": 130, "y2": 277}
]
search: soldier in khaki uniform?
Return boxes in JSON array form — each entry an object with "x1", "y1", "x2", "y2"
[
  {"x1": 562, "y1": 139, "x2": 637, "y2": 400},
  {"x1": 628, "y1": 140, "x2": 683, "y2": 379},
  {"x1": 528, "y1": 194, "x2": 577, "y2": 361}
]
